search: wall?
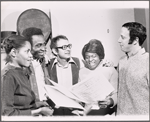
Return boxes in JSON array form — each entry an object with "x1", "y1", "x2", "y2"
[
  {"x1": 134, "y1": 8, "x2": 149, "y2": 52},
  {"x1": 1, "y1": 1, "x2": 149, "y2": 68},
  {"x1": 145, "y1": 9, "x2": 149, "y2": 52}
]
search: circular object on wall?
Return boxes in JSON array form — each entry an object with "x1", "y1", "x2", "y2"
[{"x1": 17, "y1": 8, "x2": 52, "y2": 44}]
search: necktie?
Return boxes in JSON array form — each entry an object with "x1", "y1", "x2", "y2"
[
  {"x1": 29, "y1": 64, "x2": 40, "y2": 101},
  {"x1": 40, "y1": 58, "x2": 52, "y2": 85}
]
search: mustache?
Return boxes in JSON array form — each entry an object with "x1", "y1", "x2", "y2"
[{"x1": 32, "y1": 50, "x2": 45, "y2": 58}]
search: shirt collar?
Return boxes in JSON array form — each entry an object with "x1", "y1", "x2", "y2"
[
  {"x1": 126, "y1": 48, "x2": 146, "y2": 58},
  {"x1": 51, "y1": 57, "x2": 77, "y2": 69},
  {"x1": 32, "y1": 59, "x2": 41, "y2": 67},
  {"x1": 5, "y1": 63, "x2": 31, "y2": 76}
]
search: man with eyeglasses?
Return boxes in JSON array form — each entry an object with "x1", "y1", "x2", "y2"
[
  {"x1": 48, "y1": 35, "x2": 83, "y2": 88},
  {"x1": 47, "y1": 35, "x2": 85, "y2": 115}
]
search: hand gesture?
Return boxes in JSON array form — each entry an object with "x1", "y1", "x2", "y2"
[
  {"x1": 40, "y1": 106, "x2": 54, "y2": 116},
  {"x1": 102, "y1": 59, "x2": 114, "y2": 67},
  {"x1": 31, "y1": 106, "x2": 54, "y2": 116},
  {"x1": 72, "y1": 110, "x2": 84, "y2": 116},
  {"x1": 98, "y1": 98, "x2": 114, "y2": 109}
]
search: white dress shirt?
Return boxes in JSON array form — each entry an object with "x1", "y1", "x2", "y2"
[
  {"x1": 32, "y1": 60, "x2": 47, "y2": 101},
  {"x1": 51, "y1": 58, "x2": 84, "y2": 89}
]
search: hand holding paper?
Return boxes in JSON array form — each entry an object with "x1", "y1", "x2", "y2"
[
  {"x1": 44, "y1": 72, "x2": 115, "y2": 110},
  {"x1": 70, "y1": 73, "x2": 115, "y2": 103}
]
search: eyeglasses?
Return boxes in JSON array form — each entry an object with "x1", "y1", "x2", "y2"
[{"x1": 56, "y1": 44, "x2": 72, "y2": 50}]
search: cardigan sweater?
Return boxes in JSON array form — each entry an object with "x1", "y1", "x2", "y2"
[
  {"x1": 47, "y1": 57, "x2": 80, "y2": 85},
  {"x1": 46, "y1": 57, "x2": 80, "y2": 116}
]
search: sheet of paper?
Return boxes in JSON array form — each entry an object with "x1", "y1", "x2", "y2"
[
  {"x1": 70, "y1": 73, "x2": 115, "y2": 103},
  {"x1": 44, "y1": 85, "x2": 84, "y2": 110},
  {"x1": 46, "y1": 77, "x2": 59, "y2": 86},
  {"x1": 46, "y1": 78, "x2": 85, "y2": 102}
]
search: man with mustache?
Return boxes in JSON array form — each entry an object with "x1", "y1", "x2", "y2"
[{"x1": 22, "y1": 27, "x2": 52, "y2": 105}]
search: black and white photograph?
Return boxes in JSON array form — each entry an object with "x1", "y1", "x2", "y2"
[{"x1": 1, "y1": 1, "x2": 149, "y2": 121}]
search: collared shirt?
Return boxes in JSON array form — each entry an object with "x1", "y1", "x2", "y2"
[
  {"x1": 51, "y1": 58, "x2": 80, "y2": 89},
  {"x1": 117, "y1": 48, "x2": 149, "y2": 115},
  {"x1": 51, "y1": 58, "x2": 84, "y2": 88},
  {"x1": 1, "y1": 64, "x2": 36, "y2": 116},
  {"x1": 126, "y1": 47, "x2": 143, "y2": 59},
  {"x1": 32, "y1": 60, "x2": 47, "y2": 101}
]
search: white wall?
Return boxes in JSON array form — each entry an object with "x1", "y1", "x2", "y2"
[{"x1": 1, "y1": 1, "x2": 149, "y2": 67}]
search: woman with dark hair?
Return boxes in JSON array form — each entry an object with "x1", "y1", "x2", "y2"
[
  {"x1": 1, "y1": 35, "x2": 53, "y2": 116},
  {"x1": 80, "y1": 39, "x2": 118, "y2": 116}
]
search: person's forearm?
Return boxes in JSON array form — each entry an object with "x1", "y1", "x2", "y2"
[{"x1": 2, "y1": 108, "x2": 32, "y2": 116}]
